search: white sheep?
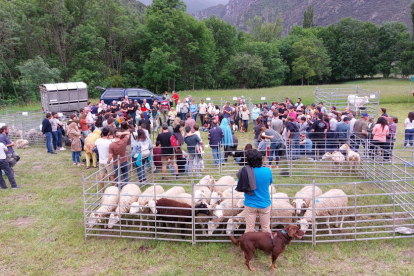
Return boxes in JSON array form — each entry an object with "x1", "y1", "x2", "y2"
[
  {"x1": 212, "y1": 175, "x2": 236, "y2": 193},
  {"x1": 297, "y1": 189, "x2": 348, "y2": 235},
  {"x1": 158, "y1": 186, "x2": 186, "y2": 200},
  {"x1": 269, "y1": 200, "x2": 295, "y2": 227},
  {"x1": 108, "y1": 184, "x2": 141, "y2": 229},
  {"x1": 207, "y1": 198, "x2": 241, "y2": 235},
  {"x1": 197, "y1": 175, "x2": 216, "y2": 192},
  {"x1": 292, "y1": 185, "x2": 323, "y2": 215},
  {"x1": 339, "y1": 143, "x2": 361, "y2": 176},
  {"x1": 209, "y1": 191, "x2": 223, "y2": 205},
  {"x1": 25, "y1": 129, "x2": 38, "y2": 141},
  {"x1": 222, "y1": 187, "x2": 244, "y2": 199},
  {"x1": 87, "y1": 186, "x2": 119, "y2": 228},
  {"x1": 194, "y1": 183, "x2": 212, "y2": 204},
  {"x1": 15, "y1": 139, "x2": 29, "y2": 149},
  {"x1": 129, "y1": 185, "x2": 164, "y2": 230},
  {"x1": 322, "y1": 151, "x2": 346, "y2": 174}
]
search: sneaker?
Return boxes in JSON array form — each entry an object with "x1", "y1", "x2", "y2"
[
  {"x1": 51, "y1": 152, "x2": 57, "y2": 154},
  {"x1": 60, "y1": 147, "x2": 66, "y2": 151},
  {"x1": 274, "y1": 165, "x2": 279, "y2": 169},
  {"x1": 12, "y1": 186, "x2": 21, "y2": 189}
]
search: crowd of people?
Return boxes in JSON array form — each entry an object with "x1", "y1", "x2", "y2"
[{"x1": 3, "y1": 91, "x2": 412, "y2": 189}]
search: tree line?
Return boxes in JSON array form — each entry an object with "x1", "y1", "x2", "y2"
[{"x1": 1, "y1": 0, "x2": 414, "y2": 104}]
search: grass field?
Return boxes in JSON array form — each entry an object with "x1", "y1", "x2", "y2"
[{"x1": 1, "y1": 78, "x2": 414, "y2": 275}]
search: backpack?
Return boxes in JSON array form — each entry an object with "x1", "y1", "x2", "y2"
[
  {"x1": 64, "y1": 135, "x2": 71, "y2": 147},
  {"x1": 170, "y1": 133, "x2": 179, "y2": 149},
  {"x1": 140, "y1": 140, "x2": 151, "y2": 159}
]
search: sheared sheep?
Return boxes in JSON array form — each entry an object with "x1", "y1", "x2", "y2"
[
  {"x1": 15, "y1": 139, "x2": 29, "y2": 149},
  {"x1": 213, "y1": 175, "x2": 236, "y2": 193},
  {"x1": 322, "y1": 151, "x2": 346, "y2": 174},
  {"x1": 207, "y1": 198, "x2": 241, "y2": 235},
  {"x1": 107, "y1": 184, "x2": 141, "y2": 229},
  {"x1": 339, "y1": 143, "x2": 361, "y2": 176},
  {"x1": 292, "y1": 186, "x2": 323, "y2": 215},
  {"x1": 297, "y1": 189, "x2": 348, "y2": 235},
  {"x1": 87, "y1": 186, "x2": 119, "y2": 228},
  {"x1": 129, "y1": 185, "x2": 164, "y2": 230}
]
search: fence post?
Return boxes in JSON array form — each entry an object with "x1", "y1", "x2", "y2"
[
  {"x1": 392, "y1": 180, "x2": 396, "y2": 239},
  {"x1": 117, "y1": 156, "x2": 121, "y2": 188},
  {"x1": 289, "y1": 143, "x2": 293, "y2": 177},
  {"x1": 354, "y1": 182, "x2": 357, "y2": 241},
  {"x1": 82, "y1": 175, "x2": 88, "y2": 240},
  {"x1": 154, "y1": 184, "x2": 157, "y2": 240},
  {"x1": 191, "y1": 180, "x2": 196, "y2": 245},
  {"x1": 312, "y1": 179, "x2": 316, "y2": 247}
]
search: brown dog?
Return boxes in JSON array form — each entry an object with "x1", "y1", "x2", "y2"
[{"x1": 230, "y1": 225, "x2": 304, "y2": 271}]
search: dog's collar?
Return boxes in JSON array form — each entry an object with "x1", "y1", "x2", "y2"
[{"x1": 280, "y1": 230, "x2": 290, "y2": 239}]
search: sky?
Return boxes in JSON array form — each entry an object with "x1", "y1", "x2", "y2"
[{"x1": 137, "y1": 0, "x2": 229, "y2": 13}]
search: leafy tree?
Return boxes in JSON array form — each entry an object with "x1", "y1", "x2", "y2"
[
  {"x1": 18, "y1": 56, "x2": 61, "y2": 100},
  {"x1": 291, "y1": 37, "x2": 331, "y2": 85},
  {"x1": 222, "y1": 53, "x2": 266, "y2": 89},
  {"x1": 246, "y1": 15, "x2": 283, "y2": 42},
  {"x1": 303, "y1": 5, "x2": 314, "y2": 29}
]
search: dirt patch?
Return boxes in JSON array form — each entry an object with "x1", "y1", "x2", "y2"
[
  {"x1": 401, "y1": 250, "x2": 414, "y2": 258},
  {"x1": 142, "y1": 266, "x2": 158, "y2": 275},
  {"x1": 31, "y1": 165, "x2": 42, "y2": 171},
  {"x1": 13, "y1": 217, "x2": 34, "y2": 228},
  {"x1": 138, "y1": 245, "x2": 150, "y2": 254},
  {"x1": 62, "y1": 197, "x2": 77, "y2": 204}
]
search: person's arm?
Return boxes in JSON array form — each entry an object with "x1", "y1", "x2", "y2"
[
  {"x1": 2, "y1": 144, "x2": 8, "y2": 152},
  {"x1": 107, "y1": 146, "x2": 113, "y2": 164},
  {"x1": 5, "y1": 137, "x2": 15, "y2": 147},
  {"x1": 287, "y1": 129, "x2": 291, "y2": 140}
]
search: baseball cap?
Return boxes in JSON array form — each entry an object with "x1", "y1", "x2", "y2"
[{"x1": 361, "y1": 113, "x2": 369, "y2": 117}]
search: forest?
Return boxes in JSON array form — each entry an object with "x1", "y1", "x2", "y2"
[{"x1": 1, "y1": 0, "x2": 414, "y2": 104}]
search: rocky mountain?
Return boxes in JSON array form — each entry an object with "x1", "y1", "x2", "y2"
[
  {"x1": 138, "y1": 0, "x2": 229, "y2": 13},
  {"x1": 193, "y1": 0, "x2": 413, "y2": 34}
]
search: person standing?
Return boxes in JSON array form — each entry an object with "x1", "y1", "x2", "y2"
[
  {"x1": 371, "y1": 117, "x2": 389, "y2": 160},
  {"x1": 404, "y1": 112, "x2": 414, "y2": 148},
  {"x1": 311, "y1": 113, "x2": 328, "y2": 158},
  {"x1": 235, "y1": 149, "x2": 272, "y2": 233},
  {"x1": 318, "y1": 102, "x2": 328, "y2": 114},
  {"x1": 198, "y1": 99, "x2": 208, "y2": 124},
  {"x1": 262, "y1": 128, "x2": 283, "y2": 168},
  {"x1": 220, "y1": 118, "x2": 233, "y2": 163},
  {"x1": 156, "y1": 123, "x2": 179, "y2": 180},
  {"x1": 295, "y1": 98, "x2": 303, "y2": 109},
  {"x1": 223, "y1": 102, "x2": 232, "y2": 121},
  {"x1": 171, "y1": 91, "x2": 179, "y2": 107},
  {"x1": 270, "y1": 111, "x2": 283, "y2": 134},
  {"x1": 179, "y1": 99, "x2": 189, "y2": 121},
  {"x1": 190, "y1": 100, "x2": 198, "y2": 121},
  {"x1": 184, "y1": 113, "x2": 196, "y2": 133},
  {"x1": 327, "y1": 113, "x2": 338, "y2": 149},
  {"x1": 108, "y1": 129, "x2": 130, "y2": 187},
  {"x1": 386, "y1": 116, "x2": 398, "y2": 160},
  {"x1": 353, "y1": 113, "x2": 368, "y2": 151},
  {"x1": 53, "y1": 113, "x2": 66, "y2": 151},
  {"x1": 286, "y1": 116, "x2": 300, "y2": 159},
  {"x1": 41, "y1": 113, "x2": 56, "y2": 154},
  {"x1": 208, "y1": 119, "x2": 224, "y2": 166},
  {"x1": 240, "y1": 106, "x2": 250, "y2": 132},
  {"x1": 0, "y1": 126, "x2": 20, "y2": 174},
  {"x1": 0, "y1": 142, "x2": 20, "y2": 189},
  {"x1": 160, "y1": 96, "x2": 171, "y2": 124},
  {"x1": 131, "y1": 129, "x2": 153, "y2": 183},
  {"x1": 50, "y1": 112, "x2": 59, "y2": 152},
  {"x1": 84, "y1": 129, "x2": 101, "y2": 169},
  {"x1": 95, "y1": 127, "x2": 115, "y2": 190},
  {"x1": 184, "y1": 126, "x2": 203, "y2": 177},
  {"x1": 251, "y1": 105, "x2": 261, "y2": 127},
  {"x1": 67, "y1": 122, "x2": 83, "y2": 166},
  {"x1": 336, "y1": 117, "x2": 350, "y2": 146}
]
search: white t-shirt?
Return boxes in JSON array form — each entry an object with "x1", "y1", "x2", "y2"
[
  {"x1": 198, "y1": 103, "x2": 208, "y2": 114},
  {"x1": 240, "y1": 110, "x2": 250, "y2": 120},
  {"x1": 95, "y1": 138, "x2": 113, "y2": 164},
  {"x1": 0, "y1": 142, "x2": 7, "y2": 159},
  {"x1": 405, "y1": 118, "x2": 414, "y2": 129}
]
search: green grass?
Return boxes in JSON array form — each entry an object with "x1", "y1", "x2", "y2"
[{"x1": 2, "y1": 78, "x2": 414, "y2": 275}]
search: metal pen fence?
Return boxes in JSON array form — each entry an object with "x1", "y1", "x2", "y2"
[
  {"x1": 315, "y1": 86, "x2": 380, "y2": 118},
  {"x1": 83, "y1": 135, "x2": 414, "y2": 245}
]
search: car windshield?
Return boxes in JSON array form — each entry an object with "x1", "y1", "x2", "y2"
[{"x1": 103, "y1": 90, "x2": 123, "y2": 98}]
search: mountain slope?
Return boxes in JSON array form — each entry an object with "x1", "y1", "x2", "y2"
[
  {"x1": 193, "y1": 0, "x2": 413, "y2": 34},
  {"x1": 138, "y1": 0, "x2": 229, "y2": 13}
]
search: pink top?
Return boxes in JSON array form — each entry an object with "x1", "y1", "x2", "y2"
[
  {"x1": 289, "y1": 111, "x2": 297, "y2": 121},
  {"x1": 372, "y1": 124, "x2": 389, "y2": 142}
]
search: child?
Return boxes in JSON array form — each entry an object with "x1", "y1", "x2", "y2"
[
  {"x1": 257, "y1": 136, "x2": 270, "y2": 167},
  {"x1": 192, "y1": 125, "x2": 205, "y2": 171},
  {"x1": 232, "y1": 121, "x2": 239, "y2": 132},
  {"x1": 168, "y1": 107, "x2": 177, "y2": 126}
]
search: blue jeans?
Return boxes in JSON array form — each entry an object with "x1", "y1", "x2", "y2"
[
  {"x1": 136, "y1": 158, "x2": 148, "y2": 182},
  {"x1": 45, "y1": 132, "x2": 53, "y2": 153},
  {"x1": 180, "y1": 113, "x2": 187, "y2": 121},
  {"x1": 404, "y1": 129, "x2": 414, "y2": 146},
  {"x1": 57, "y1": 128, "x2": 63, "y2": 148},
  {"x1": 211, "y1": 146, "x2": 224, "y2": 165},
  {"x1": 291, "y1": 137, "x2": 300, "y2": 157},
  {"x1": 269, "y1": 141, "x2": 281, "y2": 166},
  {"x1": 243, "y1": 120, "x2": 248, "y2": 131},
  {"x1": 191, "y1": 113, "x2": 197, "y2": 120},
  {"x1": 114, "y1": 161, "x2": 129, "y2": 187},
  {"x1": 0, "y1": 159, "x2": 18, "y2": 188},
  {"x1": 52, "y1": 131, "x2": 58, "y2": 151},
  {"x1": 72, "y1": 151, "x2": 80, "y2": 163}
]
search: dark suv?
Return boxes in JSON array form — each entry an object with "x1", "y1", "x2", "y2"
[{"x1": 99, "y1": 88, "x2": 163, "y2": 106}]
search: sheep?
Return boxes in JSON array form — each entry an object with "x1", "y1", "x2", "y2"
[
  {"x1": 225, "y1": 209, "x2": 253, "y2": 235},
  {"x1": 222, "y1": 187, "x2": 244, "y2": 199},
  {"x1": 197, "y1": 175, "x2": 216, "y2": 192},
  {"x1": 147, "y1": 198, "x2": 209, "y2": 238},
  {"x1": 87, "y1": 186, "x2": 119, "y2": 228},
  {"x1": 297, "y1": 189, "x2": 348, "y2": 235},
  {"x1": 15, "y1": 139, "x2": 29, "y2": 149},
  {"x1": 322, "y1": 151, "x2": 346, "y2": 174},
  {"x1": 157, "y1": 186, "x2": 186, "y2": 200},
  {"x1": 292, "y1": 185, "x2": 323, "y2": 215},
  {"x1": 209, "y1": 191, "x2": 223, "y2": 205},
  {"x1": 213, "y1": 175, "x2": 236, "y2": 193},
  {"x1": 207, "y1": 198, "x2": 241, "y2": 235},
  {"x1": 194, "y1": 202, "x2": 212, "y2": 235},
  {"x1": 339, "y1": 143, "x2": 361, "y2": 176},
  {"x1": 194, "y1": 183, "x2": 212, "y2": 204},
  {"x1": 129, "y1": 185, "x2": 164, "y2": 230},
  {"x1": 107, "y1": 184, "x2": 141, "y2": 229},
  {"x1": 25, "y1": 129, "x2": 38, "y2": 142}
]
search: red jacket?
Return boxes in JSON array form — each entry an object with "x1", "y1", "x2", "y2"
[{"x1": 172, "y1": 93, "x2": 179, "y2": 103}]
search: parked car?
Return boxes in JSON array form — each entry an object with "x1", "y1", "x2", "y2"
[{"x1": 99, "y1": 88, "x2": 163, "y2": 106}]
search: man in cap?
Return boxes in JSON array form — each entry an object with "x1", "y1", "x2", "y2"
[{"x1": 353, "y1": 113, "x2": 369, "y2": 151}]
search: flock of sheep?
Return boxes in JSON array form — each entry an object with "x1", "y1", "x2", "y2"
[
  {"x1": 321, "y1": 143, "x2": 361, "y2": 175},
  {"x1": 86, "y1": 175, "x2": 349, "y2": 237}
]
